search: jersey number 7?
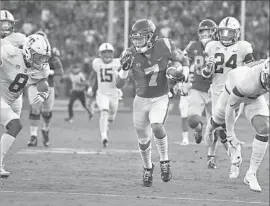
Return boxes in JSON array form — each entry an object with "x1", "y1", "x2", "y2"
[
  {"x1": 144, "y1": 64, "x2": 159, "y2": 86},
  {"x1": 214, "y1": 53, "x2": 237, "y2": 73}
]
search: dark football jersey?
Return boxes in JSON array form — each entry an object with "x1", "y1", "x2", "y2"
[
  {"x1": 184, "y1": 40, "x2": 212, "y2": 93},
  {"x1": 127, "y1": 38, "x2": 178, "y2": 98}
]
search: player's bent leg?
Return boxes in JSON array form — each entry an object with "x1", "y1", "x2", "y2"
[
  {"x1": 28, "y1": 104, "x2": 41, "y2": 147},
  {"x1": 244, "y1": 115, "x2": 269, "y2": 192},
  {"x1": 136, "y1": 127, "x2": 154, "y2": 187},
  {"x1": 100, "y1": 110, "x2": 109, "y2": 147},
  {"x1": 41, "y1": 111, "x2": 52, "y2": 147},
  {"x1": 1, "y1": 119, "x2": 22, "y2": 178},
  {"x1": 149, "y1": 95, "x2": 171, "y2": 182},
  {"x1": 188, "y1": 115, "x2": 203, "y2": 144},
  {"x1": 179, "y1": 95, "x2": 189, "y2": 145}
]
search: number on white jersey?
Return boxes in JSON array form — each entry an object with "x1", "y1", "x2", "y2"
[
  {"x1": 214, "y1": 53, "x2": 237, "y2": 73},
  {"x1": 100, "y1": 68, "x2": 113, "y2": 82},
  {"x1": 8, "y1": 73, "x2": 29, "y2": 92}
]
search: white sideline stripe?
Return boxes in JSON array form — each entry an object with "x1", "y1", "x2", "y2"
[
  {"x1": 17, "y1": 148, "x2": 139, "y2": 155},
  {"x1": 0, "y1": 190, "x2": 268, "y2": 205},
  {"x1": 173, "y1": 142, "x2": 253, "y2": 147}
]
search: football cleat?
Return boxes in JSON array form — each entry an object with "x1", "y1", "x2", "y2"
[
  {"x1": 27, "y1": 135, "x2": 37, "y2": 147},
  {"x1": 88, "y1": 111, "x2": 93, "y2": 120},
  {"x1": 244, "y1": 172, "x2": 262, "y2": 192},
  {"x1": 65, "y1": 117, "x2": 73, "y2": 124},
  {"x1": 0, "y1": 164, "x2": 10, "y2": 179},
  {"x1": 194, "y1": 122, "x2": 203, "y2": 144},
  {"x1": 102, "y1": 139, "x2": 108, "y2": 148},
  {"x1": 229, "y1": 163, "x2": 241, "y2": 179},
  {"x1": 160, "y1": 160, "x2": 172, "y2": 182},
  {"x1": 142, "y1": 164, "x2": 155, "y2": 187},
  {"x1": 41, "y1": 129, "x2": 50, "y2": 147},
  {"x1": 207, "y1": 156, "x2": 217, "y2": 169},
  {"x1": 228, "y1": 144, "x2": 242, "y2": 179}
]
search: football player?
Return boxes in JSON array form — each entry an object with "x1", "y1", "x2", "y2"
[
  {"x1": 1, "y1": 10, "x2": 27, "y2": 123},
  {"x1": 0, "y1": 34, "x2": 51, "y2": 178},
  {"x1": 214, "y1": 58, "x2": 269, "y2": 191},
  {"x1": 116, "y1": 19, "x2": 189, "y2": 187},
  {"x1": 64, "y1": 65, "x2": 93, "y2": 123},
  {"x1": 181, "y1": 19, "x2": 217, "y2": 145},
  {"x1": 202, "y1": 17, "x2": 255, "y2": 169},
  {"x1": 27, "y1": 31, "x2": 64, "y2": 147},
  {"x1": 87, "y1": 43, "x2": 122, "y2": 148}
]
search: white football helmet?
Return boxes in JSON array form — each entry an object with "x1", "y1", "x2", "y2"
[
  {"x1": 99, "y1": 43, "x2": 114, "y2": 63},
  {"x1": 0, "y1": 10, "x2": 15, "y2": 37},
  {"x1": 23, "y1": 34, "x2": 51, "y2": 70},
  {"x1": 218, "y1": 17, "x2": 240, "y2": 46},
  {"x1": 261, "y1": 57, "x2": 270, "y2": 91}
]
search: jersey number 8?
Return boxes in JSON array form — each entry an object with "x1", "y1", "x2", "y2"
[
  {"x1": 8, "y1": 73, "x2": 29, "y2": 93},
  {"x1": 214, "y1": 53, "x2": 237, "y2": 73}
]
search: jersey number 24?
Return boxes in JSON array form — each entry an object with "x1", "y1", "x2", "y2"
[{"x1": 214, "y1": 53, "x2": 237, "y2": 73}]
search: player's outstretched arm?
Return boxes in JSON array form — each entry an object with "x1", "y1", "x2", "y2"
[{"x1": 225, "y1": 87, "x2": 243, "y2": 139}]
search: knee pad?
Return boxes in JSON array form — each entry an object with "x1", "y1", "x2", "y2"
[
  {"x1": 151, "y1": 123, "x2": 166, "y2": 139},
  {"x1": 6, "y1": 119, "x2": 22, "y2": 137},
  {"x1": 136, "y1": 129, "x2": 152, "y2": 145},
  {"x1": 210, "y1": 117, "x2": 222, "y2": 129},
  {"x1": 29, "y1": 106, "x2": 40, "y2": 120},
  {"x1": 138, "y1": 140, "x2": 151, "y2": 151},
  {"x1": 100, "y1": 110, "x2": 109, "y2": 118},
  {"x1": 179, "y1": 96, "x2": 188, "y2": 118},
  {"x1": 42, "y1": 111, "x2": 52, "y2": 120},
  {"x1": 188, "y1": 115, "x2": 202, "y2": 129},
  {"x1": 218, "y1": 129, "x2": 227, "y2": 143}
]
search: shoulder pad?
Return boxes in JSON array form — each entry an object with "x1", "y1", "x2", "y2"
[
  {"x1": 184, "y1": 41, "x2": 196, "y2": 52},
  {"x1": 1, "y1": 44, "x2": 21, "y2": 60},
  {"x1": 205, "y1": 41, "x2": 218, "y2": 54},
  {"x1": 92, "y1": 58, "x2": 102, "y2": 69},
  {"x1": 238, "y1": 41, "x2": 253, "y2": 54},
  {"x1": 0, "y1": 38, "x2": 11, "y2": 46},
  {"x1": 113, "y1": 58, "x2": 121, "y2": 66},
  {"x1": 5, "y1": 32, "x2": 27, "y2": 48}
]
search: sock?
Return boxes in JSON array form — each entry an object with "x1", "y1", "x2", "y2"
[
  {"x1": 0, "y1": 133, "x2": 15, "y2": 166},
  {"x1": 207, "y1": 141, "x2": 218, "y2": 157},
  {"x1": 42, "y1": 113, "x2": 51, "y2": 131},
  {"x1": 182, "y1": 132, "x2": 188, "y2": 142},
  {"x1": 139, "y1": 144, "x2": 152, "y2": 169},
  {"x1": 247, "y1": 138, "x2": 268, "y2": 174},
  {"x1": 30, "y1": 126, "x2": 38, "y2": 137},
  {"x1": 154, "y1": 135, "x2": 169, "y2": 161},
  {"x1": 100, "y1": 111, "x2": 109, "y2": 140}
]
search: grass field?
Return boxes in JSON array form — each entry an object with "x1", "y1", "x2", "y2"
[{"x1": 0, "y1": 109, "x2": 269, "y2": 206}]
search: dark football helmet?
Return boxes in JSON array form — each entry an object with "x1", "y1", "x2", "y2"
[
  {"x1": 130, "y1": 19, "x2": 157, "y2": 53},
  {"x1": 198, "y1": 19, "x2": 217, "y2": 46}
]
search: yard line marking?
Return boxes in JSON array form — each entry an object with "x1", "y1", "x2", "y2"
[
  {"x1": 173, "y1": 142, "x2": 253, "y2": 147},
  {"x1": 0, "y1": 190, "x2": 268, "y2": 205},
  {"x1": 17, "y1": 148, "x2": 139, "y2": 155}
]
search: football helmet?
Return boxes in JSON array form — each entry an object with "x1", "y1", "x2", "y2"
[
  {"x1": 99, "y1": 43, "x2": 114, "y2": 63},
  {"x1": 198, "y1": 19, "x2": 217, "y2": 46},
  {"x1": 261, "y1": 57, "x2": 270, "y2": 91},
  {"x1": 218, "y1": 17, "x2": 240, "y2": 46},
  {"x1": 35, "y1": 30, "x2": 48, "y2": 38},
  {"x1": 130, "y1": 19, "x2": 157, "y2": 53},
  {"x1": 23, "y1": 34, "x2": 51, "y2": 70},
  {"x1": 0, "y1": 10, "x2": 15, "y2": 37}
]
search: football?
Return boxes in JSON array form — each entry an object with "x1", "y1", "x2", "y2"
[
  {"x1": 166, "y1": 65, "x2": 184, "y2": 82},
  {"x1": 37, "y1": 79, "x2": 49, "y2": 92}
]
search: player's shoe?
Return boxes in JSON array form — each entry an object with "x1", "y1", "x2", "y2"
[
  {"x1": 102, "y1": 139, "x2": 108, "y2": 148},
  {"x1": 27, "y1": 135, "x2": 37, "y2": 147},
  {"x1": 180, "y1": 139, "x2": 189, "y2": 145},
  {"x1": 228, "y1": 144, "x2": 242, "y2": 179},
  {"x1": 142, "y1": 164, "x2": 155, "y2": 187},
  {"x1": 41, "y1": 129, "x2": 50, "y2": 147},
  {"x1": 244, "y1": 172, "x2": 262, "y2": 192},
  {"x1": 65, "y1": 117, "x2": 73, "y2": 124},
  {"x1": 88, "y1": 111, "x2": 93, "y2": 120},
  {"x1": 0, "y1": 164, "x2": 10, "y2": 179},
  {"x1": 207, "y1": 156, "x2": 217, "y2": 169},
  {"x1": 194, "y1": 122, "x2": 203, "y2": 144},
  {"x1": 160, "y1": 160, "x2": 172, "y2": 182}
]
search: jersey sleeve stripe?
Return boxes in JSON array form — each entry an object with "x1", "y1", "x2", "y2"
[{"x1": 163, "y1": 38, "x2": 172, "y2": 53}]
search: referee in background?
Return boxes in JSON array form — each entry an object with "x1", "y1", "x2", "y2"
[{"x1": 64, "y1": 63, "x2": 93, "y2": 123}]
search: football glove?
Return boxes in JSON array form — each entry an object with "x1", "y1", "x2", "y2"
[
  {"x1": 33, "y1": 92, "x2": 49, "y2": 104},
  {"x1": 120, "y1": 50, "x2": 134, "y2": 71},
  {"x1": 202, "y1": 56, "x2": 215, "y2": 78},
  {"x1": 87, "y1": 87, "x2": 94, "y2": 97}
]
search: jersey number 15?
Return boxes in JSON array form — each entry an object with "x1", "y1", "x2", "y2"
[{"x1": 100, "y1": 68, "x2": 113, "y2": 82}]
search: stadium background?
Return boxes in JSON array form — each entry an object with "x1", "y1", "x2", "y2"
[{"x1": 2, "y1": 0, "x2": 270, "y2": 113}]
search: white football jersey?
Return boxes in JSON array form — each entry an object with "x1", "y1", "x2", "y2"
[
  {"x1": 226, "y1": 60, "x2": 267, "y2": 102},
  {"x1": 0, "y1": 44, "x2": 49, "y2": 104},
  {"x1": 205, "y1": 40, "x2": 253, "y2": 92},
  {"x1": 92, "y1": 58, "x2": 121, "y2": 96},
  {"x1": 3, "y1": 32, "x2": 27, "y2": 48}
]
